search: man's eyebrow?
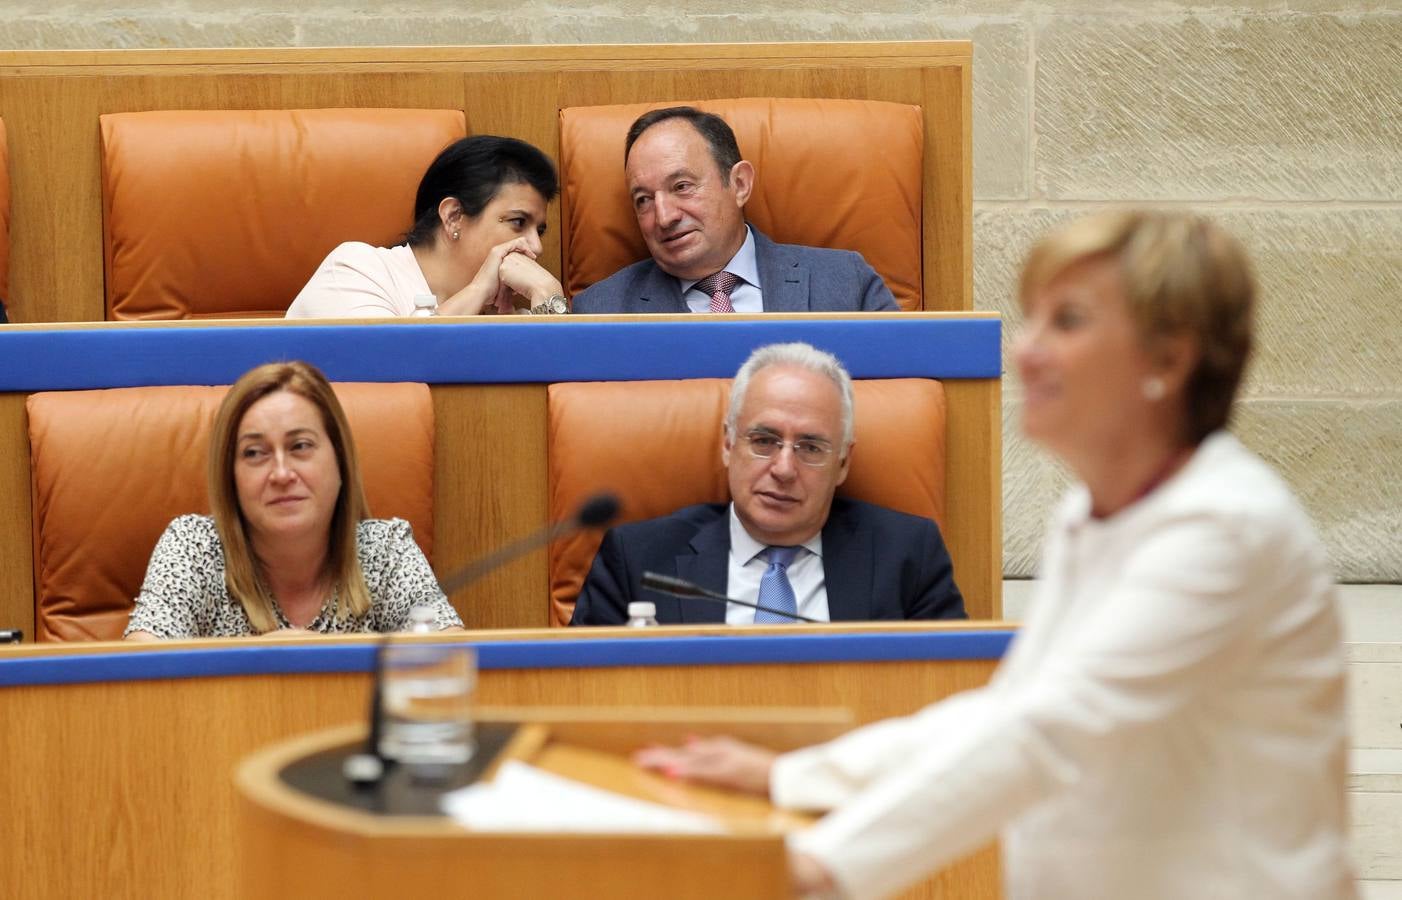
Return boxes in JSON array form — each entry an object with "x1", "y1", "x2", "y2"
[{"x1": 630, "y1": 168, "x2": 699, "y2": 195}]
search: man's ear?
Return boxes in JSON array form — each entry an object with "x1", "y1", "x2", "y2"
[
  {"x1": 720, "y1": 425, "x2": 734, "y2": 467},
  {"x1": 834, "y1": 441, "x2": 853, "y2": 488},
  {"x1": 728, "y1": 160, "x2": 755, "y2": 208}
]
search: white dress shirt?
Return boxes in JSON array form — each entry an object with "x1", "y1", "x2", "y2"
[
  {"x1": 771, "y1": 433, "x2": 1357, "y2": 900},
  {"x1": 680, "y1": 226, "x2": 762, "y2": 313},
  {"x1": 725, "y1": 504, "x2": 829, "y2": 624}
]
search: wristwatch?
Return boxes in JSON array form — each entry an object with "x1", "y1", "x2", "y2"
[{"x1": 530, "y1": 293, "x2": 569, "y2": 315}]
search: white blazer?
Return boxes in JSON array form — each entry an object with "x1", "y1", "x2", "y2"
[{"x1": 772, "y1": 433, "x2": 1357, "y2": 900}]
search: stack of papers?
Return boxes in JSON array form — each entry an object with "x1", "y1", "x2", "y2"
[{"x1": 441, "y1": 761, "x2": 724, "y2": 834}]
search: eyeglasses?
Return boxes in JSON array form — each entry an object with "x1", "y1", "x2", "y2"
[{"x1": 741, "y1": 431, "x2": 838, "y2": 468}]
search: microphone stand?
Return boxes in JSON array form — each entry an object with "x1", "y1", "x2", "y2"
[
  {"x1": 344, "y1": 493, "x2": 622, "y2": 787},
  {"x1": 640, "y1": 572, "x2": 820, "y2": 624}
]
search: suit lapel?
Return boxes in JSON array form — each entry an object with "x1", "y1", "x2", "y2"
[
  {"x1": 674, "y1": 513, "x2": 731, "y2": 624},
  {"x1": 754, "y1": 229, "x2": 810, "y2": 312},
  {"x1": 821, "y1": 501, "x2": 872, "y2": 622},
  {"x1": 638, "y1": 262, "x2": 688, "y2": 313}
]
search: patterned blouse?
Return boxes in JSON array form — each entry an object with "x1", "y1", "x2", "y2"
[{"x1": 124, "y1": 515, "x2": 463, "y2": 638}]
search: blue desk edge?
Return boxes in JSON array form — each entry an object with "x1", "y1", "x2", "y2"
[{"x1": 0, "y1": 630, "x2": 1013, "y2": 688}]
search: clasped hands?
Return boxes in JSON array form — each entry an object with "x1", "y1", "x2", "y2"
[{"x1": 440, "y1": 236, "x2": 563, "y2": 316}]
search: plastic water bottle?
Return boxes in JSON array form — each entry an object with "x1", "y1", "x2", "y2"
[
  {"x1": 626, "y1": 601, "x2": 659, "y2": 627},
  {"x1": 410, "y1": 293, "x2": 438, "y2": 317}
]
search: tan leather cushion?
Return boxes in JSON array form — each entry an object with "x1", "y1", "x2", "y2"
[
  {"x1": 559, "y1": 98, "x2": 924, "y2": 311},
  {"x1": 100, "y1": 109, "x2": 467, "y2": 320},
  {"x1": 28, "y1": 382, "x2": 435, "y2": 641},
  {"x1": 0, "y1": 117, "x2": 9, "y2": 309},
  {"x1": 547, "y1": 378, "x2": 946, "y2": 625}
]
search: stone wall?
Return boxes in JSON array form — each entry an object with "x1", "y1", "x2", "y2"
[{"x1": 5, "y1": 1, "x2": 1398, "y2": 582}]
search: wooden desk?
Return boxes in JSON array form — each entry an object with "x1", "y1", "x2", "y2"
[{"x1": 0, "y1": 623, "x2": 1011, "y2": 900}]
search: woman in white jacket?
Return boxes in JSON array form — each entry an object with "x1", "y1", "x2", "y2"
[{"x1": 637, "y1": 209, "x2": 1357, "y2": 900}]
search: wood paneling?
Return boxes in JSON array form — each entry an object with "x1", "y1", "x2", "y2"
[
  {"x1": 944, "y1": 378, "x2": 1004, "y2": 619},
  {"x1": 0, "y1": 394, "x2": 31, "y2": 638},
  {"x1": 0, "y1": 629, "x2": 1004, "y2": 900},
  {"x1": 432, "y1": 384, "x2": 550, "y2": 629},
  {"x1": 0, "y1": 41, "x2": 971, "y2": 323}
]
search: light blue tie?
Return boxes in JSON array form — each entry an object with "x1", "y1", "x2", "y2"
[{"x1": 754, "y1": 546, "x2": 800, "y2": 624}]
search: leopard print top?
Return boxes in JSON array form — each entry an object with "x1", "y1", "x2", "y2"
[{"x1": 123, "y1": 515, "x2": 463, "y2": 638}]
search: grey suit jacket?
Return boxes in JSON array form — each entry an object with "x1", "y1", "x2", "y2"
[{"x1": 570, "y1": 228, "x2": 899, "y2": 314}]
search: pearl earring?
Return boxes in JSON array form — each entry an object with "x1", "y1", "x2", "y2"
[
  {"x1": 1142, "y1": 377, "x2": 1166, "y2": 401},
  {"x1": 451, "y1": 231, "x2": 460, "y2": 241}
]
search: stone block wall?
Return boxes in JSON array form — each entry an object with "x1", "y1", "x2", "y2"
[{"x1": 5, "y1": 1, "x2": 1398, "y2": 582}]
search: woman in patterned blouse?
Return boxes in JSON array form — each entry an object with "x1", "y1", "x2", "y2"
[{"x1": 125, "y1": 361, "x2": 462, "y2": 639}]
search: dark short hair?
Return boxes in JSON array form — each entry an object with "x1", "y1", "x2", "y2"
[
  {"x1": 405, "y1": 135, "x2": 559, "y2": 248},
  {"x1": 624, "y1": 107, "x2": 743, "y2": 185}
]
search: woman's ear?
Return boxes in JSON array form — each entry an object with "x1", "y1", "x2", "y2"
[
  {"x1": 1153, "y1": 331, "x2": 1201, "y2": 395},
  {"x1": 437, "y1": 196, "x2": 463, "y2": 229}
]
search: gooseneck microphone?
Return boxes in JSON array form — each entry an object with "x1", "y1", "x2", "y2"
[
  {"x1": 640, "y1": 571, "x2": 820, "y2": 624},
  {"x1": 438, "y1": 492, "x2": 621, "y2": 598},
  {"x1": 344, "y1": 493, "x2": 622, "y2": 786}
]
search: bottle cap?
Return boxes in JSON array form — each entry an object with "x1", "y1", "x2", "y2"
[
  {"x1": 412, "y1": 293, "x2": 438, "y2": 314},
  {"x1": 627, "y1": 601, "x2": 656, "y2": 618}
]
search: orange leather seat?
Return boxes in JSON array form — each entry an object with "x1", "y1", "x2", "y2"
[
  {"x1": 0, "y1": 116, "x2": 10, "y2": 315},
  {"x1": 546, "y1": 378, "x2": 946, "y2": 625},
  {"x1": 27, "y1": 382, "x2": 435, "y2": 641},
  {"x1": 100, "y1": 108, "x2": 467, "y2": 320},
  {"x1": 559, "y1": 98, "x2": 924, "y2": 310}
]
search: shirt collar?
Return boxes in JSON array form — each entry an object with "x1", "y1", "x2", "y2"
[
  {"x1": 727, "y1": 502, "x2": 824, "y2": 565},
  {"x1": 680, "y1": 226, "x2": 758, "y2": 295}
]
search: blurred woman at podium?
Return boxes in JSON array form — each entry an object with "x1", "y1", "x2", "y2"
[
  {"x1": 125, "y1": 361, "x2": 462, "y2": 639},
  {"x1": 637, "y1": 209, "x2": 1356, "y2": 900}
]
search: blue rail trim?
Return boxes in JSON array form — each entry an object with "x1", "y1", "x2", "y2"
[
  {"x1": 0, "y1": 318, "x2": 1001, "y2": 391},
  {"x1": 0, "y1": 630, "x2": 1013, "y2": 688}
]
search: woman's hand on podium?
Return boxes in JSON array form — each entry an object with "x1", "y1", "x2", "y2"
[
  {"x1": 790, "y1": 851, "x2": 840, "y2": 899},
  {"x1": 634, "y1": 735, "x2": 777, "y2": 796}
]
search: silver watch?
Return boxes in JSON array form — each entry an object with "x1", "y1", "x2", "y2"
[{"x1": 530, "y1": 293, "x2": 568, "y2": 315}]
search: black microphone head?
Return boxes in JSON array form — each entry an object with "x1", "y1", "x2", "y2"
[
  {"x1": 640, "y1": 571, "x2": 707, "y2": 598},
  {"x1": 576, "y1": 492, "x2": 621, "y2": 528}
]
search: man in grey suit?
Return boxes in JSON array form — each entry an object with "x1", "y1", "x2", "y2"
[{"x1": 570, "y1": 107, "x2": 899, "y2": 314}]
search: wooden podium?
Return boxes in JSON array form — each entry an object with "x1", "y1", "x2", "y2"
[{"x1": 235, "y1": 708, "x2": 853, "y2": 900}]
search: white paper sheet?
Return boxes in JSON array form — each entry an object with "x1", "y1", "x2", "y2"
[{"x1": 440, "y1": 760, "x2": 725, "y2": 834}]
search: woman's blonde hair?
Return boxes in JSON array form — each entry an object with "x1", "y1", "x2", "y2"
[
  {"x1": 1019, "y1": 208, "x2": 1257, "y2": 444},
  {"x1": 208, "y1": 361, "x2": 371, "y2": 633}
]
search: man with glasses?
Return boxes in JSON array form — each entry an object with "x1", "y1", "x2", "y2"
[{"x1": 570, "y1": 342, "x2": 965, "y2": 626}]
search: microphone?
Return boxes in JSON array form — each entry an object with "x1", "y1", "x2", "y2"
[
  {"x1": 438, "y1": 492, "x2": 621, "y2": 598},
  {"x1": 640, "y1": 571, "x2": 820, "y2": 624},
  {"x1": 344, "y1": 493, "x2": 621, "y2": 786}
]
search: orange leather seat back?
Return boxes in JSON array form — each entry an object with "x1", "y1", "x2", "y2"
[
  {"x1": 559, "y1": 98, "x2": 924, "y2": 311},
  {"x1": 0, "y1": 117, "x2": 10, "y2": 311},
  {"x1": 547, "y1": 378, "x2": 946, "y2": 625},
  {"x1": 27, "y1": 382, "x2": 435, "y2": 641},
  {"x1": 100, "y1": 109, "x2": 467, "y2": 320}
]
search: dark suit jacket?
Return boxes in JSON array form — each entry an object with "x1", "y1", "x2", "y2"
[
  {"x1": 570, "y1": 228, "x2": 898, "y2": 314},
  {"x1": 570, "y1": 497, "x2": 965, "y2": 625}
]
